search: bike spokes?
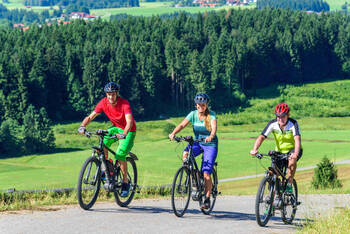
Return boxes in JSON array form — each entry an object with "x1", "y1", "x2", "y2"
[
  {"x1": 171, "y1": 167, "x2": 191, "y2": 217},
  {"x1": 281, "y1": 179, "x2": 298, "y2": 224},
  {"x1": 255, "y1": 176, "x2": 274, "y2": 227},
  {"x1": 77, "y1": 157, "x2": 101, "y2": 210},
  {"x1": 114, "y1": 157, "x2": 138, "y2": 207},
  {"x1": 200, "y1": 168, "x2": 218, "y2": 215}
]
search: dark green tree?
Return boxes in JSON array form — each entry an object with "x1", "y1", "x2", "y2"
[{"x1": 22, "y1": 105, "x2": 55, "y2": 153}]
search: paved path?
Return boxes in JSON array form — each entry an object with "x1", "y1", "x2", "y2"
[{"x1": 1, "y1": 194, "x2": 350, "y2": 234}]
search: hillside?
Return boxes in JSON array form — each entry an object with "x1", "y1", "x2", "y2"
[{"x1": 1, "y1": 79, "x2": 350, "y2": 191}]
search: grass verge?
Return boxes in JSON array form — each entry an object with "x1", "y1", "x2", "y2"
[
  {"x1": 299, "y1": 208, "x2": 350, "y2": 233},
  {"x1": 0, "y1": 185, "x2": 171, "y2": 212},
  {"x1": 2, "y1": 164, "x2": 350, "y2": 212}
]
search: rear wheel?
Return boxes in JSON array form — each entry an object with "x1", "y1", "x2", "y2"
[
  {"x1": 77, "y1": 156, "x2": 101, "y2": 210},
  {"x1": 114, "y1": 157, "x2": 138, "y2": 207},
  {"x1": 255, "y1": 175, "x2": 274, "y2": 227},
  {"x1": 281, "y1": 179, "x2": 298, "y2": 224},
  {"x1": 171, "y1": 166, "x2": 191, "y2": 217},
  {"x1": 200, "y1": 168, "x2": 218, "y2": 215}
]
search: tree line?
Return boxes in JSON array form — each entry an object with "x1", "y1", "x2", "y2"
[
  {"x1": 0, "y1": 8, "x2": 350, "y2": 155},
  {"x1": 24, "y1": 0, "x2": 140, "y2": 8},
  {"x1": 257, "y1": 0, "x2": 330, "y2": 12}
]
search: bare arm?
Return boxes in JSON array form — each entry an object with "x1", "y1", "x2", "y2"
[
  {"x1": 205, "y1": 119, "x2": 217, "y2": 143},
  {"x1": 78, "y1": 111, "x2": 100, "y2": 134},
  {"x1": 291, "y1": 135, "x2": 301, "y2": 159},
  {"x1": 123, "y1": 114, "x2": 133, "y2": 136},
  {"x1": 169, "y1": 118, "x2": 190, "y2": 140},
  {"x1": 250, "y1": 135, "x2": 266, "y2": 155}
]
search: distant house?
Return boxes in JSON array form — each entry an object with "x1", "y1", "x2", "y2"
[
  {"x1": 69, "y1": 12, "x2": 96, "y2": 20},
  {"x1": 13, "y1": 24, "x2": 25, "y2": 28},
  {"x1": 22, "y1": 26, "x2": 30, "y2": 32},
  {"x1": 13, "y1": 24, "x2": 29, "y2": 32},
  {"x1": 193, "y1": 0, "x2": 219, "y2": 7}
]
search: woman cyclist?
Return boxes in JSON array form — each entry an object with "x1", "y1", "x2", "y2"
[{"x1": 169, "y1": 93, "x2": 218, "y2": 209}]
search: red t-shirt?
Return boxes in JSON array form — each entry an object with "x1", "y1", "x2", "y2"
[{"x1": 94, "y1": 97, "x2": 136, "y2": 132}]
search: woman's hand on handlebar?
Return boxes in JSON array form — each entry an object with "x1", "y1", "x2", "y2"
[
  {"x1": 250, "y1": 149, "x2": 258, "y2": 156},
  {"x1": 204, "y1": 136, "x2": 213, "y2": 143},
  {"x1": 169, "y1": 133, "x2": 175, "y2": 141}
]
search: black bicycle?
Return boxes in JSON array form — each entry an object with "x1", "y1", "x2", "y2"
[
  {"x1": 170, "y1": 136, "x2": 218, "y2": 217},
  {"x1": 253, "y1": 151, "x2": 300, "y2": 226},
  {"x1": 77, "y1": 129, "x2": 138, "y2": 210}
]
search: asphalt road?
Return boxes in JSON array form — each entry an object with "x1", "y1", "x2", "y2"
[{"x1": 1, "y1": 194, "x2": 350, "y2": 234}]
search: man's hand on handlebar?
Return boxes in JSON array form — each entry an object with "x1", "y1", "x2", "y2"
[
  {"x1": 78, "y1": 126, "x2": 86, "y2": 135},
  {"x1": 116, "y1": 133, "x2": 126, "y2": 139}
]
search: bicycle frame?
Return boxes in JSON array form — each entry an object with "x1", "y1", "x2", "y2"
[
  {"x1": 261, "y1": 152, "x2": 292, "y2": 207},
  {"x1": 97, "y1": 144, "x2": 117, "y2": 181}
]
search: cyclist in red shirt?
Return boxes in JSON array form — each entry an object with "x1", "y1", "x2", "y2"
[{"x1": 78, "y1": 82, "x2": 136, "y2": 197}]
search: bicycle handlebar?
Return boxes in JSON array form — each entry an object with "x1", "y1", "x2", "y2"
[
  {"x1": 254, "y1": 151, "x2": 289, "y2": 160},
  {"x1": 84, "y1": 129, "x2": 118, "y2": 139},
  {"x1": 173, "y1": 135, "x2": 205, "y2": 143}
]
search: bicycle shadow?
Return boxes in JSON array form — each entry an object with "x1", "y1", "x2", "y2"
[
  {"x1": 89, "y1": 205, "x2": 305, "y2": 224},
  {"x1": 89, "y1": 205, "x2": 173, "y2": 214}
]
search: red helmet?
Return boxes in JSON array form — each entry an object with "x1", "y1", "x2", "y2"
[{"x1": 275, "y1": 103, "x2": 290, "y2": 117}]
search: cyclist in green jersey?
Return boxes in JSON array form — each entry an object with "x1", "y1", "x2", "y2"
[
  {"x1": 250, "y1": 103, "x2": 302, "y2": 194},
  {"x1": 78, "y1": 82, "x2": 136, "y2": 197}
]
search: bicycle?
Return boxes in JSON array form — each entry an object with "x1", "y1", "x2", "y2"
[
  {"x1": 77, "y1": 129, "x2": 138, "y2": 210},
  {"x1": 253, "y1": 151, "x2": 300, "y2": 226},
  {"x1": 170, "y1": 135, "x2": 218, "y2": 217}
]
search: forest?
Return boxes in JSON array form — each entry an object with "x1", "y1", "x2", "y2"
[
  {"x1": 0, "y1": 8, "x2": 349, "y2": 122},
  {"x1": 0, "y1": 8, "x2": 350, "y2": 154}
]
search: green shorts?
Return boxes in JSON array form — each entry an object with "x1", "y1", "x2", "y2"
[{"x1": 103, "y1": 126, "x2": 136, "y2": 161}]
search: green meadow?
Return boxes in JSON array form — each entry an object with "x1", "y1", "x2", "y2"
[
  {"x1": 2, "y1": 79, "x2": 350, "y2": 191},
  {"x1": 91, "y1": 2, "x2": 252, "y2": 19},
  {"x1": 1, "y1": 117, "x2": 350, "y2": 191},
  {"x1": 1, "y1": 79, "x2": 350, "y2": 191}
]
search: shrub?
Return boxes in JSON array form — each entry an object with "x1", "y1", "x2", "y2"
[
  {"x1": 0, "y1": 118, "x2": 22, "y2": 156},
  {"x1": 311, "y1": 156, "x2": 342, "y2": 189},
  {"x1": 163, "y1": 122, "x2": 176, "y2": 136},
  {"x1": 22, "y1": 105, "x2": 56, "y2": 154}
]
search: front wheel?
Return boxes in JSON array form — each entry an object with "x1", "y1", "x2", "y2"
[
  {"x1": 255, "y1": 175, "x2": 274, "y2": 227},
  {"x1": 77, "y1": 156, "x2": 101, "y2": 210},
  {"x1": 114, "y1": 157, "x2": 138, "y2": 207},
  {"x1": 281, "y1": 179, "x2": 298, "y2": 224},
  {"x1": 171, "y1": 166, "x2": 191, "y2": 217},
  {"x1": 200, "y1": 168, "x2": 218, "y2": 215}
]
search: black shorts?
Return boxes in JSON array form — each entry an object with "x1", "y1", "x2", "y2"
[{"x1": 289, "y1": 149, "x2": 303, "y2": 161}]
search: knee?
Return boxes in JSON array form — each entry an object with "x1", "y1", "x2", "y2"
[
  {"x1": 203, "y1": 172, "x2": 211, "y2": 180},
  {"x1": 183, "y1": 151, "x2": 189, "y2": 158},
  {"x1": 288, "y1": 160, "x2": 297, "y2": 169}
]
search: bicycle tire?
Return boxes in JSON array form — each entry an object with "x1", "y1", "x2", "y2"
[
  {"x1": 281, "y1": 179, "x2": 298, "y2": 224},
  {"x1": 255, "y1": 175, "x2": 274, "y2": 227},
  {"x1": 171, "y1": 166, "x2": 191, "y2": 217},
  {"x1": 200, "y1": 168, "x2": 218, "y2": 215},
  {"x1": 114, "y1": 157, "x2": 138, "y2": 207},
  {"x1": 77, "y1": 156, "x2": 101, "y2": 210}
]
